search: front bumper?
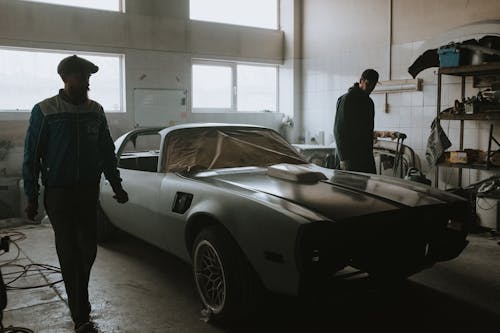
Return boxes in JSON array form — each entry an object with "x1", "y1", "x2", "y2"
[{"x1": 295, "y1": 204, "x2": 470, "y2": 282}]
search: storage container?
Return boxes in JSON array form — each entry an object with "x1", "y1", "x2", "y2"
[{"x1": 438, "y1": 47, "x2": 460, "y2": 68}]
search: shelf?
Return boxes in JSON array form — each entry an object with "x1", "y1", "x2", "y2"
[
  {"x1": 438, "y1": 62, "x2": 500, "y2": 76},
  {"x1": 435, "y1": 63, "x2": 500, "y2": 187},
  {"x1": 437, "y1": 162, "x2": 500, "y2": 171},
  {"x1": 439, "y1": 112, "x2": 500, "y2": 121}
]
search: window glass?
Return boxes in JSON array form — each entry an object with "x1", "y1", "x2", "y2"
[
  {"x1": 21, "y1": 0, "x2": 123, "y2": 12},
  {"x1": 237, "y1": 64, "x2": 277, "y2": 112},
  {"x1": 122, "y1": 133, "x2": 161, "y2": 154},
  {"x1": 192, "y1": 60, "x2": 277, "y2": 113},
  {"x1": 192, "y1": 64, "x2": 232, "y2": 109},
  {"x1": 0, "y1": 48, "x2": 124, "y2": 112},
  {"x1": 190, "y1": 0, "x2": 278, "y2": 29},
  {"x1": 119, "y1": 133, "x2": 160, "y2": 172}
]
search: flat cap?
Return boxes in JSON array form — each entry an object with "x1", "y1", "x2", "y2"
[{"x1": 57, "y1": 55, "x2": 99, "y2": 76}]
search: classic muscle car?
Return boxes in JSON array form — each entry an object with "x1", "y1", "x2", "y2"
[{"x1": 98, "y1": 123, "x2": 470, "y2": 322}]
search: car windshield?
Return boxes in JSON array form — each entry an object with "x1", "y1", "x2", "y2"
[{"x1": 164, "y1": 127, "x2": 306, "y2": 173}]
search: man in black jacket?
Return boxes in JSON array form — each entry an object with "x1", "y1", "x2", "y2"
[
  {"x1": 334, "y1": 69, "x2": 379, "y2": 173},
  {"x1": 23, "y1": 55, "x2": 128, "y2": 333}
]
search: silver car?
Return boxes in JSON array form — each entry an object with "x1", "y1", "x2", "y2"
[{"x1": 98, "y1": 123, "x2": 470, "y2": 322}]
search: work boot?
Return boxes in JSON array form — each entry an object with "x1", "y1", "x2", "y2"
[{"x1": 75, "y1": 321, "x2": 98, "y2": 333}]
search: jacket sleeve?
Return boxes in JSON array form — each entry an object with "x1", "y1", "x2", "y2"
[
  {"x1": 98, "y1": 109, "x2": 123, "y2": 192},
  {"x1": 334, "y1": 95, "x2": 356, "y2": 161},
  {"x1": 23, "y1": 104, "x2": 45, "y2": 203}
]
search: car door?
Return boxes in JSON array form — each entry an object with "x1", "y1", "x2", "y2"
[{"x1": 100, "y1": 130, "x2": 171, "y2": 250}]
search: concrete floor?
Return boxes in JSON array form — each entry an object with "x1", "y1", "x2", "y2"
[{"x1": 1, "y1": 221, "x2": 499, "y2": 332}]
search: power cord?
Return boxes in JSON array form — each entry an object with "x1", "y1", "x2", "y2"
[
  {"x1": 1, "y1": 323, "x2": 34, "y2": 333},
  {"x1": 477, "y1": 197, "x2": 497, "y2": 211},
  {"x1": 0, "y1": 231, "x2": 62, "y2": 289},
  {"x1": 0, "y1": 229, "x2": 62, "y2": 333},
  {"x1": 4, "y1": 263, "x2": 62, "y2": 290}
]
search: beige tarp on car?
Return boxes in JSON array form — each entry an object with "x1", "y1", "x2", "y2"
[{"x1": 165, "y1": 128, "x2": 305, "y2": 173}]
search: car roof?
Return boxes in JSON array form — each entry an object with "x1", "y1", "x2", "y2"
[{"x1": 158, "y1": 123, "x2": 270, "y2": 137}]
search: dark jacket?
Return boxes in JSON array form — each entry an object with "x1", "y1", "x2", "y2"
[
  {"x1": 23, "y1": 90, "x2": 122, "y2": 202},
  {"x1": 334, "y1": 83, "x2": 375, "y2": 173}
]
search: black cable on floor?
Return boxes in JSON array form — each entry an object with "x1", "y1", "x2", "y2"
[
  {"x1": 2, "y1": 326, "x2": 33, "y2": 333},
  {"x1": 0, "y1": 231, "x2": 62, "y2": 290},
  {"x1": 0, "y1": 230, "x2": 60, "y2": 333},
  {"x1": 5, "y1": 263, "x2": 63, "y2": 290}
]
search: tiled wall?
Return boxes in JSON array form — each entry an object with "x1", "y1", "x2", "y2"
[{"x1": 302, "y1": 0, "x2": 500, "y2": 188}]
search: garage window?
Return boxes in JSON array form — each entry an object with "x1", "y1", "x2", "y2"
[
  {"x1": 0, "y1": 47, "x2": 125, "y2": 112},
  {"x1": 192, "y1": 60, "x2": 277, "y2": 113},
  {"x1": 190, "y1": 0, "x2": 278, "y2": 30},
  {"x1": 21, "y1": 0, "x2": 124, "y2": 12}
]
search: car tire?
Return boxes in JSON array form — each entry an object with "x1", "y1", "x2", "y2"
[
  {"x1": 192, "y1": 225, "x2": 261, "y2": 323},
  {"x1": 96, "y1": 203, "x2": 116, "y2": 243}
]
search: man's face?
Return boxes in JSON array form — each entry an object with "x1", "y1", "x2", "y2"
[
  {"x1": 359, "y1": 78, "x2": 377, "y2": 95},
  {"x1": 64, "y1": 72, "x2": 90, "y2": 103}
]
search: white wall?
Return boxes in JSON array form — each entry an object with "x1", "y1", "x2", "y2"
[
  {"x1": 302, "y1": 0, "x2": 500, "y2": 188},
  {"x1": 0, "y1": 0, "x2": 286, "y2": 177}
]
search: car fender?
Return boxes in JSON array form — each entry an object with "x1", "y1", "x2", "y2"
[{"x1": 185, "y1": 187, "x2": 310, "y2": 296}]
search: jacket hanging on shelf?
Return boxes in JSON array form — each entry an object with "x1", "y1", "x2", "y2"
[{"x1": 426, "y1": 118, "x2": 452, "y2": 166}]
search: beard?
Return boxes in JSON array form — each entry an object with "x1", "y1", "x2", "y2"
[{"x1": 67, "y1": 86, "x2": 89, "y2": 104}]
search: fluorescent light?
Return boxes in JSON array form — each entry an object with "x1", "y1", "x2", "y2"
[{"x1": 372, "y1": 79, "x2": 423, "y2": 94}]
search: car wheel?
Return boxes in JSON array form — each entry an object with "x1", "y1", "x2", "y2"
[
  {"x1": 96, "y1": 203, "x2": 116, "y2": 243},
  {"x1": 192, "y1": 225, "x2": 260, "y2": 323}
]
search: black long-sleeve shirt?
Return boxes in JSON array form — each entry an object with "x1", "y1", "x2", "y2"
[{"x1": 334, "y1": 83, "x2": 375, "y2": 172}]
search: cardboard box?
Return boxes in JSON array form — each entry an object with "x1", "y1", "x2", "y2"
[{"x1": 449, "y1": 151, "x2": 468, "y2": 164}]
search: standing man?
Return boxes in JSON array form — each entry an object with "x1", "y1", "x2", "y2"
[
  {"x1": 23, "y1": 55, "x2": 128, "y2": 333},
  {"x1": 334, "y1": 69, "x2": 379, "y2": 173}
]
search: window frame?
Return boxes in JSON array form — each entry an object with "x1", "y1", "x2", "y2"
[
  {"x1": 189, "y1": 0, "x2": 280, "y2": 30},
  {"x1": 191, "y1": 59, "x2": 279, "y2": 113},
  {"x1": 191, "y1": 60, "x2": 235, "y2": 113},
  {"x1": 21, "y1": 0, "x2": 126, "y2": 13},
  {"x1": 0, "y1": 45, "x2": 126, "y2": 114}
]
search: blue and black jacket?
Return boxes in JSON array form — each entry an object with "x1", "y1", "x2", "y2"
[{"x1": 23, "y1": 90, "x2": 122, "y2": 203}]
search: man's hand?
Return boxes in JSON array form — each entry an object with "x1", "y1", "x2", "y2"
[
  {"x1": 25, "y1": 200, "x2": 38, "y2": 220},
  {"x1": 113, "y1": 188, "x2": 128, "y2": 204}
]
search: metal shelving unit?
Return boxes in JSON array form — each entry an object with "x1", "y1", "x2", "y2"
[{"x1": 435, "y1": 62, "x2": 500, "y2": 187}]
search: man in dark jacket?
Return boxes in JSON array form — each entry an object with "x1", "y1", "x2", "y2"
[
  {"x1": 23, "y1": 55, "x2": 128, "y2": 333},
  {"x1": 334, "y1": 69, "x2": 379, "y2": 173}
]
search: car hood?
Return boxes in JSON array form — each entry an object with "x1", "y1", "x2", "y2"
[{"x1": 191, "y1": 165, "x2": 464, "y2": 221}]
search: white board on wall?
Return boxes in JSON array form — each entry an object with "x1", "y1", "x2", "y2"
[{"x1": 133, "y1": 88, "x2": 187, "y2": 127}]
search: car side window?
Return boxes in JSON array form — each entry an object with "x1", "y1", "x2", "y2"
[{"x1": 119, "y1": 133, "x2": 161, "y2": 172}]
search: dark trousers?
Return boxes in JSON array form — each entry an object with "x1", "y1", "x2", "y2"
[
  {"x1": 336, "y1": 153, "x2": 376, "y2": 174},
  {"x1": 349, "y1": 157, "x2": 376, "y2": 174},
  {"x1": 44, "y1": 185, "x2": 99, "y2": 325}
]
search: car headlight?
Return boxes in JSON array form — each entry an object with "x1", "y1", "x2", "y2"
[{"x1": 311, "y1": 249, "x2": 320, "y2": 263}]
